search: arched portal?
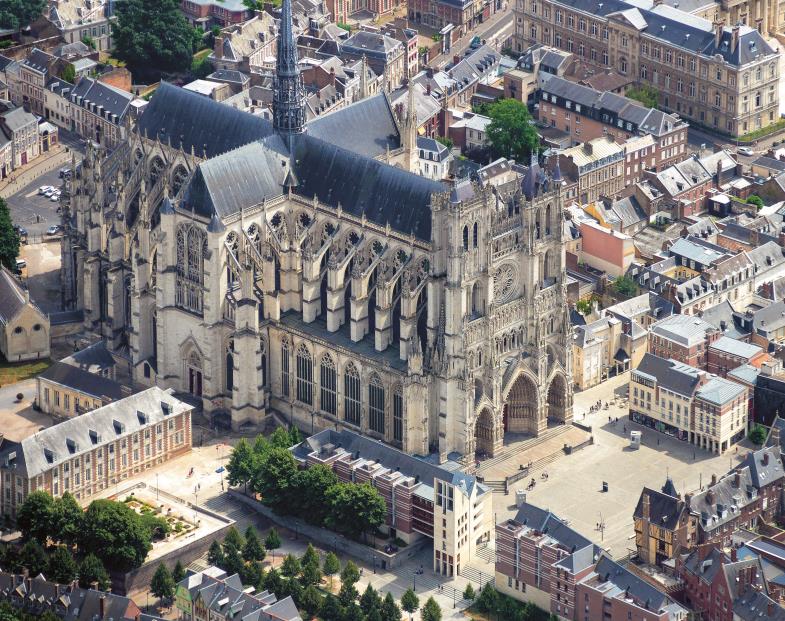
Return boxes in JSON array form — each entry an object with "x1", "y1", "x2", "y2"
[
  {"x1": 546, "y1": 374, "x2": 568, "y2": 424},
  {"x1": 504, "y1": 373, "x2": 541, "y2": 435},
  {"x1": 475, "y1": 408, "x2": 497, "y2": 458}
]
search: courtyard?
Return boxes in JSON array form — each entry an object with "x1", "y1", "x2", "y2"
[{"x1": 494, "y1": 372, "x2": 755, "y2": 558}]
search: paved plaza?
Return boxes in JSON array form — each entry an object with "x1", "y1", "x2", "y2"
[{"x1": 495, "y1": 372, "x2": 755, "y2": 558}]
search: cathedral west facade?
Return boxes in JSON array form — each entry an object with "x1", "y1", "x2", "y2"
[{"x1": 60, "y1": 0, "x2": 573, "y2": 461}]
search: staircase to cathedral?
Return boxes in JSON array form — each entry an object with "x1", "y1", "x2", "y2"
[{"x1": 476, "y1": 424, "x2": 571, "y2": 476}]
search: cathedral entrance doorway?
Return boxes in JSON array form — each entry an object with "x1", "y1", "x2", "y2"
[
  {"x1": 504, "y1": 373, "x2": 540, "y2": 435},
  {"x1": 546, "y1": 374, "x2": 568, "y2": 424},
  {"x1": 475, "y1": 408, "x2": 496, "y2": 458},
  {"x1": 187, "y1": 351, "x2": 203, "y2": 397}
]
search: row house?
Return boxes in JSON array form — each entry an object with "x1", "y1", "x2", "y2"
[
  {"x1": 512, "y1": 0, "x2": 780, "y2": 137},
  {"x1": 537, "y1": 72, "x2": 687, "y2": 169},
  {"x1": 648, "y1": 313, "x2": 720, "y2": 369},
  {"x1": 180, "y1": 0, "x2": 253, "y2": 27},
  {"x1": 630, "y1": 353, "x2": 748, "y2": 453},
  {"x1": 46, "y1": 0, "x2": 114, "y2": 52},
  {"x1": 35, "y1": 361, "x2": 127, "y2": 419},
  {"x1": 0, "y1": 105, "x2": 42, "y2": 169},
  {"x1": 408, "y1": 0, "x2": 488, "y2": 38},
  {"x1": 556, "y1": 135, "x2": 624, "y2": 204},
  {"x1": 211, "y1": 14, "x2": 278, "y2": 74},
  {"x1": 292, "y1": 428, "x2": 493, "y2": 575},
  {"x1": 495, "y1": 503, "x2": 687, "y2": 621},
  {"x1": 573, "y1": 311, "x2": 645, "y2": 389},
  {"x1": 18, "y1": 48, "x2": 56, "y2": 117},
  {"x1": 0, "y1": 387, "x2": 192, "y2": 518},
  {"x1": 340, "y1": 29, "x2": 405, "y2": 91},
  {"x1": 381, "y1": 25, "x2": 419, "y2": 80},
  {"x1": 707, "y1": 336, "x2": 767, "y2": 378},
  {"x1": 175, "y1": 566, "x2": 302, "y2": 621}
]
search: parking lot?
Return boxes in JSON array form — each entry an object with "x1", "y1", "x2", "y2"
[{"x1": 7, "y1": 168, "x2": 68, "y2": 237}]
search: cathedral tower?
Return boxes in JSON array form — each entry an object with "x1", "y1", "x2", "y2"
[{"x1": 273, "y1": 0, "x2": 306, "y2": 147}]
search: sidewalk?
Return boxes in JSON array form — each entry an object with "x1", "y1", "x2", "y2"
[{"x1": 0, "y1": 147, "x2": 73, "y2": 199}]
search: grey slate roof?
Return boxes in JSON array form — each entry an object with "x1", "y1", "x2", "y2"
[
  {"x1": 417, "y1": 136, "x2": 450, "y2": 162},
  {"x1": 742, "y1": 446, "x2": 784, "y2": 489},
  {"x1": 61, "y1": 340, "x2": 116, "y2": 373},
  {"x1": 727, "y1": 364, "x2": 760, "y2": 386},
  {"x1": 696, "y1": 377, "x2": 747, "y2": 406},
  {"x1": 592, "y1": 555, "x2": 670, "y2": 612},
  {"x1": 709, "y1": 335, "x2": 762, "y2": 359},
  {"x1": 71, "y1": 76, "x2": 133, "y2": 122},
  {"x1": 634, "y1": 353, "x2": 701, "y2": 397},
  {"x1": 38, "y1": 361, "x2": 124, "y2": 401},
  {"x1": 734, "y1": 586, "x2": 785, "y2": 621},
  {"x1": 7, "y1": 387, "x2": 191, "y2": 479},
  {"x1": 753, "y1": 155, "x2": 785, "y2": 173},
  {"x1": 650, "y1": 314, "x2": 716, "y2": 346},
  {"x1": 23, "y1": 48, "x2": 53, "y2": 74},
  {"x1": 0, "y1": 267, "x2": 28, "y2": 324},
  {"x1": 633, "y1": 486, "x2": 685, "y2": 531}
]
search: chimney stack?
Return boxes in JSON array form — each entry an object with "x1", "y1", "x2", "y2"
[
  {"x1": 711, "y1": 473, "x2": 717, "y2": 486},
  {"x1": 764, "y1": 451, "x2": 770, "y2": 466},
  {"x1": 734, "y1": 471, "x2": 741, "y2": 487},
  {"x1": 99, "y1": 594, "x2": 105, "y2": 618},
  {"x1": 731, "y1": 24, "x2": 740, "y2": 53},
  {"x1": 642, "y1": 491, "x2": 651, "y2": 520},
  {"x1": 714, "y1": 20, "x2": 723, "y2": 47},
  {"x1": 214, "y1": 36, "x2": 224, "y2": 60},
  {"x1": 731, "y1": 547, "x2": 738, "y2": 562}
]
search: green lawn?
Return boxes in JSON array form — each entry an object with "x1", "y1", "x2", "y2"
[{"x1": 0, "y1": 357, "x2": 52, "y2": 386}]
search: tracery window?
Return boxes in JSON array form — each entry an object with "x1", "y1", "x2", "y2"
[
  {"x1": 369, "y1": 373, "x2": 385, "y2": 434},
  {"x1": 175, "y1": 224, "x2": 206, "y2": 313},
  {"x1": 344, "y1": 362, "x2": 361, "y2": 426},
  {"x1": 281, "y1": 339, "x2": 290, "y2": 398},
  {"x1": 296, "y1": 344, "x2": 313, "y2": 405},
  {"x1": 393, "y1": 384, "x2": 403, "y2": 443},
  {"x1": 320, "y1": 354, "x2": 337, "y2": 415}
]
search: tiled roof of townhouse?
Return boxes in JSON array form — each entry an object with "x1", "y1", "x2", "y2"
[{"x1": 650, "y1": 314, "x2": 717, "y2": 347}]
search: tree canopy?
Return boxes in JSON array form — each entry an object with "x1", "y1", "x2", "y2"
[
  {"x1": 325, "y1": 482, "x2": 386, "y2": 540},
  {"x1": 0, "y1": 0, "x2": 46, "y2": 30},
  {"x1": 78, "y1": 554, "x2": 110, "y2": 590},
  {"x1": 80, "y1": 499, "x2": 153, "y2": 571},
  {"x1": 625, "y1": 85, "x2": 659, "y2": 109},
  {"x1": 610, "y1": 275, "x2": 637, "y2": 298},
  {"x1": 0, "y1": 197, "x2": 19, "y2": 272},
  {"x1": 111, "y1": 0, "x2": 200, "y2": 78},
  {"x1": 485, "y1": 99, "x2": 540, "y2": 163},
  {"x1": 150, "y1": 563, "x2": 175, "y2": 601}
]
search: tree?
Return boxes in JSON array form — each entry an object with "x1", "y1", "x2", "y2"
[
  {"x1": 17, "y1": 491, "x2": 55, "y2": 544},
  {"x1": 61, "y1": 64, "x2": 76, "y2": 84},
  {"x1": 749, "y1": 424, "x2": 767, "y2": 445},
  {"x1": 301, "y1": 584, "x2": 323, "y2": 619},
  {"x1": 223, "y1": 545, "x2": 244, "y2": 576},
  {"x1": 293, "y1": 464, "x2": 339, "y2": 524},
  {"x1": 240, "y1": 560, "x2": 265, "y2": 590},
  {"x1": 301, "y1": 560, "x2": 321, "y2": 587},
  {"x1": 360, "y1": 584, "x2": 382, "y2": 616},
  {"x1": 79, "y1": 499, "x2": 152, "y2": 571},
  {"x1": 47, "y1": 545, "x2": 77, "y2": 584},
  {"x1": 227, "y1": 439, "x2": 255, "y2": 492},
  {"x1": 265, "y1": 528, "x2": 281, "y2": 552},
  {"x1": 420, "y1": 597, "x2": 441, "y2": 621},
  {"x1": 321, "y1": 594, "x2": 343, "y2": 621},
  {"x1": 611, "y1": 275, "x2": 637, "y2": 298},
  {"x1": 281, "y1": 553, "x2": 301, "y2": 578},
  {"x1": 243, "y1": 526, "x2": 265, "y2": 562},
  {"x1": 575, "y1": 299, "x2": 592, "y2": 316},
  {"x1": 81, "y1": 35, "x2": 96, "y2": 49},
  {"x1": 54, "y1": 492, "x2": 83, "y2": 546},
  {"x1": 748, "y1": 194, "x2": 764, "y2": 210},
  {"x1": 139, "y1": 512, "x2": 171, "y2": 541},
  {"x1": 191, "y1": 57, "x2": 214, "y2": 80},
  {"x1": 172, "y1": 559, "x2": 186, "y2": 584},
  {"x1": 381, "y1": 592, "x2": 402, "y2": 621},
  {"x1": 485, "y1": 99, "x2": 540, "y2": 163},
  {"x1": 20, "y1": 540, "x2": 47, "y2": 576},
  {"x1": 151, "y1": 563, "x2": 175, "y2": 602},
  {"x1": 264, "y1": 568, "x2": 284, "y2": 596},
  {"x1": 435, "y1": 136, "x2": 453, "y2": 149},
  {"x1": 0, "y1": 0, "x2": 47, "y2": 30},
  {"x1": 223, "y1": 526, "x2": 244, "y2": 552},
  {"x1": 400, "y1": 588, "x2": 419, "y2": 621},
  {"x1": 111, "y1": 0, "x2": 201, "y2": 78},
  {"x1": 270, "y1": 426, "x2": 293, "y2": 449},
  {"x1": 326, "y1": 483, "x2": 386, "y2": 541},
  {"x1": 340, "y1": 560, "x2": 360, "y2": 587},
  {"x1": 463, "y1": 584, "x2": 475, "y2": 600},
  {"x1": 338, "y1": 582, "x2": 359, "y2": 607},
  {"x1": 78, "y1": 553, "x2": 109, "y2": 590},
  {"x1": 625, "y1": 85, "x2": 659, "y2": 109},
  {"x1": 252, "y1": 448, "x2": 298, "y2": 512},
  {"x1": 323, "y1": 552, "x2": 340, "y2": 589},
  {"x1": 208, "y1": 540, "x2": 225, "y2": 567},
  {"x1": 289, "y1": 425, "x2": 302, "y2": 445},
  {"x1": 343, "y1": 603, "x2": 364, "y2": 621},
  {"x1": 475, "y1": 584, "x2": 499, "y2": 614}
]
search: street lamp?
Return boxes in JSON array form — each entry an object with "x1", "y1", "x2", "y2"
[{"x1": 156, "y1": 473, "x2": 159, "y2": 500}]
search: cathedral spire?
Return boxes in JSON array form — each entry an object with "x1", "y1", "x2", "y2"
[{"x1": 273, "y1": 0, "x2": 306, "y2": 147}]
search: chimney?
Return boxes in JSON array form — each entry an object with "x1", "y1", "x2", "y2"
[
  {"x1": 711, "y1": 474, "x2": 717, "y2": 488},
  {"x1": 714, "y1": 20, "x2": 723, "y2": 48},
  {"x1": 734, "y1": 470, "x2": 741, "y2": 487},
  {"x1": 707, "y1": 488, "x2": 716, "y2": 505},
  {"x1": 764, "y1": 451, "x2": 770, "y2": 466},
  {"x1": 697, "y1": 543, "x2": 714, "y2": 561},
  {"x1": 685, "y1": 491, "x2": 694, "y2": 508},
  {"x1": 583, "y1": 142, "x2": 594, "y2": 155},
  {"x1": 99, "y1": 594, "x2": 105, "y2": 618},
  {"x1": 642, "y1": 491, "x2": 651, "y2": 520},
  {"x1": 426, "y1": 83, "x2": 431, "y2": 96},
  {"x1": 731, "y1": 547, "x2": 738, "y2": 562},
  {"x1": 770, "y1": 601, "x2": 777, "y2": 616},
  {"x1": 731, "y1": 24, "x2": 740, "y2": 53},
  {"x1": 329, "y1": 66, "x2": 336, "y2": 86},
  {"x1": 214, "y1": 36, "x2": 224, "y2": 60}
]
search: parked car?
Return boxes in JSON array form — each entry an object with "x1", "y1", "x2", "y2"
[
  {"x1": 50, "y1": 194, "x2": 60, "y2": 202},
  {"x1": 737, "y1": 146, "x2": 755, "y2": 156},
  {"x1": 14, "y1": 258, "x2": 26, "y2": 273},
  {"x1": 59, "y1": 168, "x2": 71, "y2": 178},
  {"x1": 46, "y1": 225, "x2": 61, "y2": 235},
  {"x1": 38, "y1": 185, "x2": 52, "y2": 195},
  {"x1": 470, "y1": 36, "x2": 483, "y2": 49}
]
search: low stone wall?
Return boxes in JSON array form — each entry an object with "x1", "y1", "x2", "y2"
[{"x1": 228, "y1": 490, "x2": 430, "y2": 570}]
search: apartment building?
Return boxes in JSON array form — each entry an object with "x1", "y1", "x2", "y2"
[
  {"x1": 513, "y1": 0, "x2": 779, "y2": 137},
  {"x1": 292, "y1": 428, "x2": 493, "y2": 575},
  {"x1": 69, "y1": 77, "x2": 134, "y2": 149},
  {"x1": 211, "y1": 14, "x2": 278, "y2": 74},
  {"x1": 495, "y1": 503, "x2": 687, "y2": 621},
  {"x1": 341, "y1": 30, "x2": 406, "y2": 90},
  {"x1": 175, "y1": 566, "x2": 302, "y2": 621},
  {"x1": 648, "y1": 314, "x2": 720, "y2": 368},
  {"x1": 633, "y1": 479, "x2": 696, "y2": 566},
  {"x1": 573, "y1": 312, "x2": 645, "y2": 389},
  {"x1": 0, "y1": 387, "x2": 192, "y2": 518},
  {"x1": 557, "y1": 136, "x2": 624, "y2": 203},
  {"x1": 537, "y1": 73, "x2": 687, "y2": 169},
  {"x1": 18, "y1": 49, "x2": 55, "y2": 116},
  {"x1": 47, "y1": 0, "x2": 114, "y2": 52},
  {"x1": 180, "y1": 0, "x2": 252, "y2": 27},
  {"x1": 630, "y1": 353, "x2": 748, "y2": 453},
  {"x1": 408, "y1": 0, "x2": 487, "y2": 37}
]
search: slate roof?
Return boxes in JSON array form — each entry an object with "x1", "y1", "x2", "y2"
[
  {"x1": 650, "y1": 314, "x2": 716, "y2": 346},
  {"x1": 753, "y1": 155, "x2": 785, "y2": 174},
  {"x1": 0, "y1": 267, "x2": 29, "y2": 324},
  {"x1": 510, "y1": 503, "x2": 598, "y2": 565},
  {"x1": 591, "y1": 556, "x2": 671, "y2": 612},
  {"x1": 633, "y1": 353, "x2": 701, "y2": 396},
  {"x1": 292, "y1": 134, "x2": 443, "y2": 241},
  {"x1": 22, "y1": 48, "x2": 53, "y2": 74},
  {"x1": 734, "y1": 586, "x2": 785, "y2": 621},
  {"x1": 668, "y1": 236, "x2": 730, "y2": 266},
  {"x1": 38, "y1": 361, "x2": 124, "y2": 401},
  {"x1": 61, "y1": 340, "x2": 116, "y2": 373},
  {"x1": 681, "y1": 546, "x2": 727, "y2": 583},
  {"x1": 5, "y1": 387, "x2": 191, "y2": 479},
  {"x1": 417, "y1": 136, "x2": 450, "y2": 162},
  {"x1": 727, "y1": 364, "x2": 760, "y2": 386},
  {"x1": 742, "y1": 446, "x2": 785, "y2": 489},
  {"x1": 696, "y1": 376, "x2": 747, "y2": 406},
  {"x1": 71, "y1": 76, "x2": 133, "y2": 122},
  {"x1": 341, "y1": 30, "x2": 402, "y2": 57},
  {"x1": 709, "y1": 336, "x2": 762, "y2": 359},
  {"x1": 633, "y1": 486, "x2": 685, "y2": 530},
  {"x1": 450, "y1": 45, "x2": 501, "y2": 91},
  {"x1": 749, "y1": 300, "x2": 785, "y2": 335}
]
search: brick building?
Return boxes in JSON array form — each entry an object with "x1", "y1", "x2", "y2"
[
  {"x1": 495, "y1": 503, "x2": 687, "y2": 621},
  {"x1": 408, "y1": 0, "x2": 489, "y2": 38},
  {"x1": 630, "y1": 353, "x2": 748, "y2": 453},
  {"x1": 707, "y1": 336, "x2": 767, "y2": 378},
  {"x1": 292, "y1": 428, "x2": 493, "y2": 575},
  {"x1": 648, "y1": 314, "x2": 720, "y2": 369},
  {"x1": 0, "y1": 387, "x2": 192, "y2": 518},
  {"x1": 180, "y1": 0, "x2": 252, "y2": 27},
  {"x1": 537, "y1": 73, "x2": 687, "y2": 169},
  {"x1": 557, "y1": 136, "x2": 624, "y2": 203}
]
